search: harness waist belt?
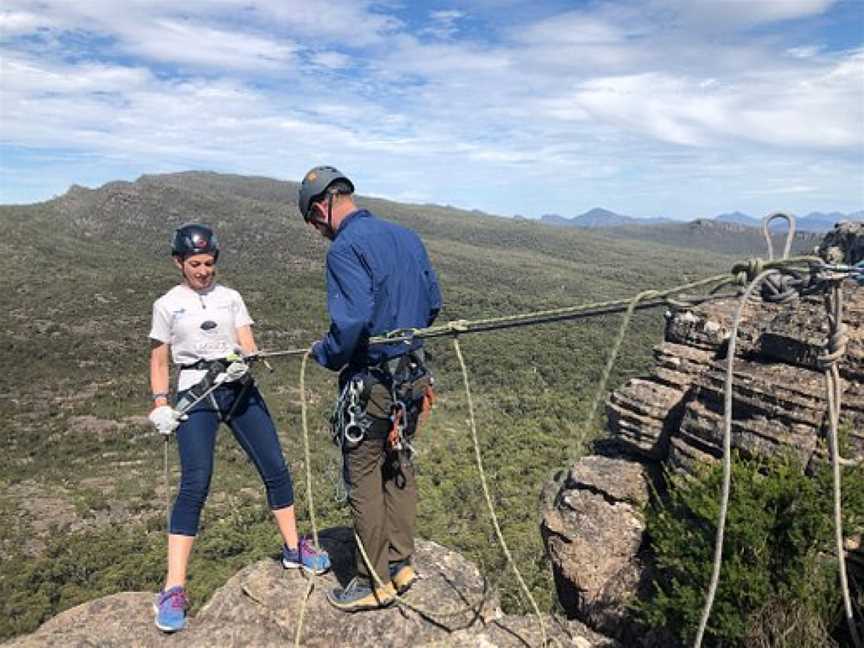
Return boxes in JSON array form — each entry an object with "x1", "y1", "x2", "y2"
[
  {"x1": 181, "y1": 358, "x2": 229, "y2": 371},
  {"x1": 371, "y1": 348, "x2": 426, "y2": 377}
]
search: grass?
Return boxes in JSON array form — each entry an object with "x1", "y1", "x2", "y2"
[{"x1": 0, "y1": 172, "x2": 745, "y2": 640}]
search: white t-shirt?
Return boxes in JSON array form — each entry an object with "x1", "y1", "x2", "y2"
[{"x1": 150, "y1": 283, "x2": 254, "y2": 391}]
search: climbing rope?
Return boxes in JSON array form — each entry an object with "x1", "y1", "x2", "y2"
[
  {"x1": 163, "y1": 438, "x2": 170, "y2": 531},
  {"x1": 819, "y1": 283, "x2": 861, "y2": 648},
  {"x1": 692, "y1": 267, "x2": 781, "y2": 648},
  {"x1": 693, "y1": 224, "x2": 862, "y2": 646},
  {"x1": 294, "y1": 349, "x2": 319, "y2": 648},
  {"x1": 453, "y1": 336, "x2": 548, "y2": 646},
  {"x1": 761, "y1": 212, "x2": 796, "y2": 262},
  {"x1": 576, "y1": 289, "x2": 660, "y2": 460}
]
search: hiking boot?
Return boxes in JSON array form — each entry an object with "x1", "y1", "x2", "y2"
[
  {"x1": 326, "y1": 576, "x2": 396, "y2": 612},
  {"x1": 153, "y1": 585, "x2": 188, "y2": 633},
  {"x1": 389, "y1": 559, "x2": 418, "y2": 594},
  {"x1": 282, "y1": 537, "x2": 331, "y2": 575}
]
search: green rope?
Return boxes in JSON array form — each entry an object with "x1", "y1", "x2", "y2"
[
  {"x1": 453, "y1": 336, "x2": 548, "y2": 646},
  {"x1": 575, "y1": 289, "x2": 660, "y2": 459},
  {"x1": 282, "y1": 254, "x2": 833, "y2": 647},
  {"x1": 370, "y1": 257, "x2": 823, "y2": 346}
]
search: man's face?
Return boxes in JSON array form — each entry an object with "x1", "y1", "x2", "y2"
[{"x1": 308, "y1": 201, "x2": 334, "y2": 240}]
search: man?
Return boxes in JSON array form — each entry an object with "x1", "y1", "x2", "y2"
[{"x1": 298, "y1": 165, "x2": 442, "y2": 612}]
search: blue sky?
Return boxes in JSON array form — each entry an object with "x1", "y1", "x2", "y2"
[{"x1": 1, "y1": 0, "x2": 862, "y2": 220}]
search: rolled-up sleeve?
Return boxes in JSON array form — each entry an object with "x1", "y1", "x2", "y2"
[{"x1": 313, "y1": 246, "x2": 374, "y2": 370}]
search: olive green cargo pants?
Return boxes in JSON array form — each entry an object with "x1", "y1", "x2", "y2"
[{"x1": 344, "y1": 424, "x2": 417, "y2": 585}]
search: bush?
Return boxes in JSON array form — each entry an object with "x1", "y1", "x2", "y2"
[{"x1": 639, "y1": 454, "x2": 864, "y2": 648}]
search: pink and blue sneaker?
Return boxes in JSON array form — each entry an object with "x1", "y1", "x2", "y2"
[
  {"x1": 281, "y1": 537, "x2": 331, "y2": 575},
  {"x1": 153, "y1": 585, "x2": 188, "y2": 633}
]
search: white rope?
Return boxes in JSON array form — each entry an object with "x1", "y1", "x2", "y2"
[{"x1": 693, "y1": 268, "x2": 780, "y2": 648}]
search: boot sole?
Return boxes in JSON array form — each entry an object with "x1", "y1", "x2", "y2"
[
  {"x1": 394, "y1": 575, "x2": 418, "y2": 595},
  {"x1": 327, "y1": 596, "x2": 395, "y2": 612}
]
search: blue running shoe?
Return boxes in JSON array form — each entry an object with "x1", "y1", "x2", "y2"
[
  {"x1": 153, "y1": 585, "x2": 187, "y2": 633},
  {"x1": 282, "y1": 537, "x2": 331, "y2": 575}
]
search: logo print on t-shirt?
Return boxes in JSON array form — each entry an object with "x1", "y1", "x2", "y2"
[{"x1": 200, "y1": 320, "x2": 218, "y2": 331}]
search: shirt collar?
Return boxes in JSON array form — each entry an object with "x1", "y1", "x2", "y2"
[{"x1": 333, "y1": 209, "x2": 369, "y2": 239}]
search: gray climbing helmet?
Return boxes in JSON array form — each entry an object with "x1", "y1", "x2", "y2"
[
  {"x1": 171, "y1": 223, "x2": 220, "y2": 260},
  {"x1": 298, "y1": 166, "x2": 354, "y2": 222}
]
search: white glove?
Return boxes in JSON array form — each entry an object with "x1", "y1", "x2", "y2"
[
  {"x1": 148, "y1": 405, "x2": 186, "y2": 436},
  {"x1": 216, "y1": 360, "x2": 249, "y2": 384}
]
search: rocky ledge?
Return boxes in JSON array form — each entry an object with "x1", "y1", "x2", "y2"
[{"x1": 5, "y1": 527, "x2": 614, "y2": 647}]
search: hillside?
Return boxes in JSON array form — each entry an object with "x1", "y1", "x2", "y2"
[
  {"x1": 599, "y1": 217, "x2": 823, "y2": 256},
  {"x1": 0, "y1": 171, "x2": 757, "y2": 641}
]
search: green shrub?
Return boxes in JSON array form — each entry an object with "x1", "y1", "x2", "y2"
[{"x1": 639, "y1": 454, "x2": 864, "y2": 647}]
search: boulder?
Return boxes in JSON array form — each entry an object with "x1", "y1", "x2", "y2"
[
  {"x1": 540, "y1": 455, "x2": 652, "y2": 640},
  {"x1": 5, "y1": 527, "x2": 614, "y2": 647},
  {"x1": 817, "y1": 220, "x2": 864, "y2": 265}
]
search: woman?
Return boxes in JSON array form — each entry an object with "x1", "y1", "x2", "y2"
[{"x1": 147, "y1": 223, "x2": 329, "y2": 633}]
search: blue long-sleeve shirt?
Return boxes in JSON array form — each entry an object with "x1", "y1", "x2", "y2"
[{"x1": 312, "y1": 209, "x2": 442, "y2": 372}]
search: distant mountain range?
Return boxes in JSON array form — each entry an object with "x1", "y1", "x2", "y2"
[
  {"x1": 714, "y1": 210, "x2": 864, "y2": 232},
  {"x1": 540, "y1": 207, "x2": 672, "y2": 228},
  {"x1": 541, "y1": 207, "x2": 862, "y2": 232}
]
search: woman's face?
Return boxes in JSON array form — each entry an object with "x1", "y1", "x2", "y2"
[{"x1": 175, "y1": 253, "x2": 216, "y2": 291}]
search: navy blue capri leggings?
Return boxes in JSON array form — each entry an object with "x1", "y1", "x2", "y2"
[{"x1": 170, "y1": 382, "x2": 294, "y2": 536}]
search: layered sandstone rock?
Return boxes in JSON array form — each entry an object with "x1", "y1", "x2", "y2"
[
  {"x1": 610, "y1": 282, "x2": 863, "y2": 475},
  {"x1": 544, "y1": 221, "x2": 864, "y2": 641}
]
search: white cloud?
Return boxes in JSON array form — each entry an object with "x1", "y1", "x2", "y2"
[
  {"x1": 128, "y1": 20, "x2": 299, "y2": 70},
  {"x1": 309, "y1": 51, "x2": 353, "y2": 69},
  {"x1": 421, "y1": 10, "x2": 466, "y2": 40},
  {"x1": 0, "y1": 0, "x2": 861, "y2": 219},
  {"x1": 650, "y1": 0, "x2": 838, "y2": 28},
  {"x1": 0, "y1": 10, "x2": 43, "y2": 34}
]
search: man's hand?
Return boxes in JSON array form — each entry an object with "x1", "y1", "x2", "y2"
[{"x1": 149, "y1": 405, "x2": 186, "y2": 436}]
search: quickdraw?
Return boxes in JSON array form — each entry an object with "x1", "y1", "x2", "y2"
[{"x1": 331, "y1": 376, "x2": 370, "y2": 450}]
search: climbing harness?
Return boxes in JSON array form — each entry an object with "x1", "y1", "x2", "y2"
[
  {"x1": 327, "y1": 351, "x2": 435, "y2": 501},
  {"x1": 162, "y1": 353, "x2": 256, "y2": 530}
]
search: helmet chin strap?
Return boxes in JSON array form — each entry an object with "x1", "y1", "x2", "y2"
[{"x1": 323, "y1": 192, "x2": 336, "y2": 239}]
